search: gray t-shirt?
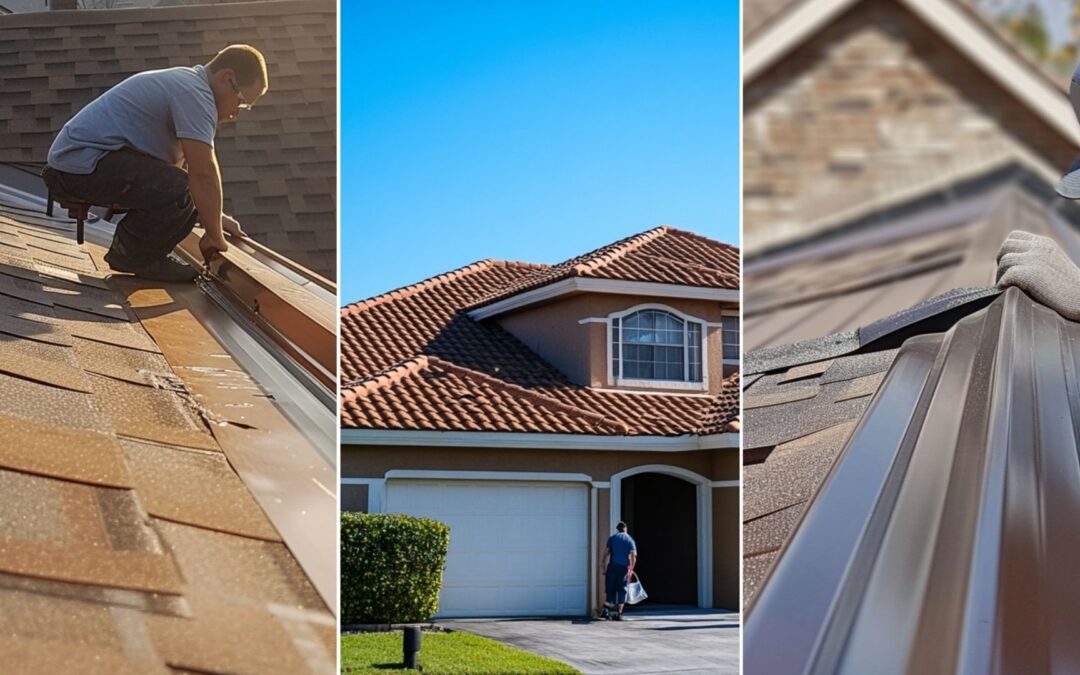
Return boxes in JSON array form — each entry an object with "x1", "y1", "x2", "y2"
[
  {"x1": 607, "y1": 532, "x2": 637, "y2": 567},
  {"x1": 48, "y1": 65, "x2": 218, "y2": 174}
]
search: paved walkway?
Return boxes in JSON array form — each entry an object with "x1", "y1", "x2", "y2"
[{"x1": 439, "y1": 608, "x2": 740, "y2": 674}]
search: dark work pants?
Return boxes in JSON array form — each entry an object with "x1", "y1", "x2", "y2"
[
  {"x1": 605, "y1": 562, "x2": 629, "y2": 606},
  {"x1": 42, "y1": 148, "x2": 199, "y2": 267}
]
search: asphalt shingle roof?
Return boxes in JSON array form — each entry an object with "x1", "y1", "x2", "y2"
[{"x1": 0, "y1": 198, "x2": 333, "y2": 674}]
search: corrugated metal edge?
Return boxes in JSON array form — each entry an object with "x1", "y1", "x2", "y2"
[{"x1": 744, "y1": 287, "x2": 1080, "y2": 674}]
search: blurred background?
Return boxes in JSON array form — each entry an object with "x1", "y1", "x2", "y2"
[{"x1": 743, "y1": 0, "x2": 1080, "y2": 351}]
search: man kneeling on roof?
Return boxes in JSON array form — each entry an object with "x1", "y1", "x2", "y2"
[{"x1": 41, "y1": 45, "x2": 267, "y2": 282}]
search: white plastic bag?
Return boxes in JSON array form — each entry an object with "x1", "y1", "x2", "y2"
[{"x1": 626, "y1": 572, "x2": 648, "y2": 605}]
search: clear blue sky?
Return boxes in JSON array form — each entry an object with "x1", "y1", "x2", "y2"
[{"x1": 341, "y1": 1, "x2": 740, "y2": 303}]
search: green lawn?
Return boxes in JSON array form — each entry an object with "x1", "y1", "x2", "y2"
[{"x1": 341, "y1": 630, "x2": 581, "y2": 674}]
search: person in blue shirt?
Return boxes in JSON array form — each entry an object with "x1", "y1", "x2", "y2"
[
  {"x1": 600, "y1": 521, "x2": 637, "y2": 621},
  {"x1": 43, "y1": 45, "x2": 267, "y2": 282}
]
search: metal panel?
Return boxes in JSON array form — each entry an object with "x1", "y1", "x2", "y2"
[{"x1": 745, "y1": 288, "x2": 1080, "y2": 674}]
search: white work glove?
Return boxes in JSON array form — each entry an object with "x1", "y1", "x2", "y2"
[{"x1": 996, "y1": 230, "x2": 1080, "y2": 321}]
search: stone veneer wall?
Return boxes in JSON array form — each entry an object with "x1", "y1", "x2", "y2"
[{"x1": 743, "y1": 0, "x2": 1077, "y2": 254}]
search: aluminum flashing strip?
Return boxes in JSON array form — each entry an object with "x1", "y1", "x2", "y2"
[
  {"x1": 744, "y1": 288, "x2": 1080, "y2": 674},
  {"x1": 744, "y1": 287, "x2": 1000, "y2": 375},
  {"x1": 176, "y1": 230, "x2": 335, "y2": 393}
]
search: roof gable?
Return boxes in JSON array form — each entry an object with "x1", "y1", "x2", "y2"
[
  {"x1": 468, "y1": 227, "x2": 739, "y2": 314},
  {"x1": 744, "y1": 0, "x2": 1079, "y2": 149}
]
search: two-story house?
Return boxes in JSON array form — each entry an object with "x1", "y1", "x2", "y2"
[{"x1": 340, "y1": 227, "x2": 740, "y2": 617}]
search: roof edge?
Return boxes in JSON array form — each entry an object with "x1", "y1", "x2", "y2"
[
  {"x1": 0, "y1": 0, "x2": 333, "y2": 28},
  {"x1": 340, "y1": 428, "x2": 739, "y2": 450},
  {"x1": 340, "y1": 259, "x2": 547, "y2": 316},
  {"x1": 468, "y1": 277, "x2": 740, "y2": 321},
  {"x1": 745, "y1": 287, "x2": 1002, "y2": 374}
]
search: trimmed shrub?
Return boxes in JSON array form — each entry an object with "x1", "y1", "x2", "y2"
[{"x1": 341, "y1": 512, "x2": 450, "y2": 624}]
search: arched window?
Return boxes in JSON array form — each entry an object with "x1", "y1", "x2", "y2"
[{"x1": 612, "y1": 308, "x2": 704, "y2": 384}]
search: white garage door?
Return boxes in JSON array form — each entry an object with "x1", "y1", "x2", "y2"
[{"x1": 385, "y1": 479, "x2": 588, "y2": 617}]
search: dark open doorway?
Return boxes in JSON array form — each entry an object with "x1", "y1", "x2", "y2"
[{"x1": 620, "y1": 472, "x2": 698, "y2": 606}]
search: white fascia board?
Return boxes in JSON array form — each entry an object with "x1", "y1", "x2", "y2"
[
  {"x1": 468, "y1": 277, "x2": 740, "y2": 321},
  {"x1": 697, "y1": 433, "x2": 740, "y2": 449},
  {"x1": 743, "y1": 0, "x2": 856, "y2": 80},
  {"x1": 341, "y1": 428, "x2": 738, "y2": 450},
  {"x1": 744, "y1": 0, "x2": 1080, "y2": 146},
  {"x1": 898, "y1": 0, "x2": 1080, "y2": 146}
]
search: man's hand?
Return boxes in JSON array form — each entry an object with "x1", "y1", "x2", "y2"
[
  {"x1": 200, "y1": 231, "x2": 229, "y2": 262},
  {"x1": 222, "y1": 213, "x2": 246, "y2": 239},
  {"x1": 996, "y1": 230, "x2": 1080, "y2": 321}
]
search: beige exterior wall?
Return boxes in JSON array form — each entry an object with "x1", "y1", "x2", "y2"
[
  {"x1": 494, "y1": 292, "x2": 737, "y2": 395},
  {"x1": 743, "y1": 0, "x2": 1076, "y2": 254},
  {"x1": 344, "y1": 444, "x2": 739, "y2": 610},
  {"x1": 341, "y1": 445, "x2": 738, "y2": 482},
  {"x1": 712, "y1": 486, "x2": 740, "y2": 609}
]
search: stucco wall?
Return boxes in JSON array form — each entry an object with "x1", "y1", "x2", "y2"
[
  {"x1": 494, "y1": 292, "x2": 737, "y2": 394},
  {"x1": 341, "y1": 445, "x2": 739, "y2": 482},
  {"x1": 712, "y1": 486, "x2": 740, "y2": 609}
]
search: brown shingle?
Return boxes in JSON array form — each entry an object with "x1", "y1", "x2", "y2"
[{"x1": 0, "y1": 200, "x2": 332, "y2": 673}]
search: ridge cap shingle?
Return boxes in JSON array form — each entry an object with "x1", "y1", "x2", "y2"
[
  {"x1": 340, "y1": 259, "x2": 548, "y2": 316},
  {"x1": 567, "y1": 226, "x2": 671, "y2": 277}
]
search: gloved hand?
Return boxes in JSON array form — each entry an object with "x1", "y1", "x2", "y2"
[{"x1": 996, "y1": 230, "x2": 1080, "y2": 321}]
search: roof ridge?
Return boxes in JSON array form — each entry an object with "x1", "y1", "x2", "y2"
[
  {"x1": 638, "y1": 250, "x2": 741, "y2": 279},
  {"x1": 340, "y1": 355, "x2": 432, "y2": 401},
  {"x1": 664, "y1": 226, "x2": 741, "y2": 254},
  {"x1": 568, "y1": 226, "x2": 671, "y2": 276},
  {"x1": 429, "y1": 359, "x2": 631, "y2": 434},
  {"x1": 341, "y1": 259, "x2": 547, "y2": 316}
]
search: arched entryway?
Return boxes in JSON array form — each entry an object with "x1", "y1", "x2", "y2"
[{"x1": 610, "y1": 465, "x2": 712, "y2": 608}]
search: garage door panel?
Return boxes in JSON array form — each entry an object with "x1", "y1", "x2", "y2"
[{"x1": 386, "y1": 479, "x2": 588, "y2": 617}]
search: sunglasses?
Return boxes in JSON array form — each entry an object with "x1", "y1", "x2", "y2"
[{"x1": 229, "y1": 77, "x2": 253, "y2": 112}]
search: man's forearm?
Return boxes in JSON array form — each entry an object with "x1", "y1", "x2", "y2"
[{"x1": 188, "y1": 170, "x2": 223, "y2": 238}]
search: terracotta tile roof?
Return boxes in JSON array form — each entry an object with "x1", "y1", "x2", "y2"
[
  {"x1": 470, "y1": 226, "x2": 739, "y2": 309},
  {"x1": 342, "y1": 355, "x2": 632, "y2": 434},
  {"x1": 699, "y1": 371, "x2": 741, "y2": 434},
  {"x1": 341, "y1": 229, "x2": 740, "y2": 437},
  {"x1": 0, "y1": 0, "x2": 336, "y2": 279},
  {"x1": 0, "y1": 199, "x2": 333, "y2": 673}
]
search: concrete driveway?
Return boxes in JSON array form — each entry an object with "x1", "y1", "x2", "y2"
[{"x1": 439, "y1": 608, "x2": 740, "y2": 674}]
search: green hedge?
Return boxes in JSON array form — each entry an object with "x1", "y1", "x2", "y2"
[{"x1": 341, "y1": 512, "x2": 450, "y2": 624}]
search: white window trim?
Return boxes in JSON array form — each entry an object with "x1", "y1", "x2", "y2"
[
  {"x1": 720, "y1": 309, "x2": 740, "y2": 366},
  {"x1": 341, "y1": 477, "x2": 385, "y2": 514},
  {"x1": 606, "y1": 303, "x2": 709, "y2": 392}
]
